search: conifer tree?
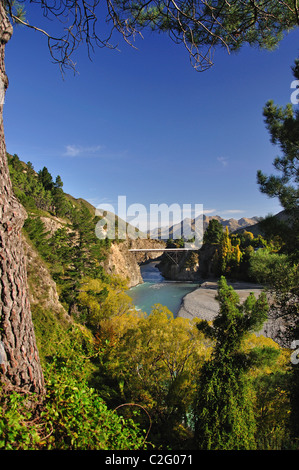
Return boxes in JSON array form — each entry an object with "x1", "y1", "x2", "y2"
[
  {"x1": 203, "y1": 219, "x2": 224, "y2": 244},
  {"x1": 52, "y1": 175, "x2": 67, "y2": 216},
  {"x1": 257, "y1": 58, "x2": 299, "y2": 258},
  {"x1": 194, "y1": 277, "x2": 278, "y2": 450},
  {"x1": 38, "y1": 166, "x2": 54, "y2": 192},
  {"x1": 256, "y1": 59, "x2": 299, "y2": 440}
]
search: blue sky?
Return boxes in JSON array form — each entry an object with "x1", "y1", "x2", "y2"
[{"x1": 3, "y1": 4, "x2": 299, "y2": 228}]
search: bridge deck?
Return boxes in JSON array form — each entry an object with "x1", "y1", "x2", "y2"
[{"x1": 128, "y1": 248, "x2": 198, "y2": 252}]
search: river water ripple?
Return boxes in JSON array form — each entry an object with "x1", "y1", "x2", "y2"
[{"x1": 128, "y1": 261, "x2": 198, "y2": 316}]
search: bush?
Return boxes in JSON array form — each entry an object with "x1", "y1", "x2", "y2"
[
  {"x1": 41, "y1": 361, "x2": 146, "y2": 450},
  {"x1": 0, "y1": 358, "x2": 146, "y2": 450},
  {"x1": 249, "y1": 248, "x2": 295, "y2": 290},
  {"x1": 0, "y1": 389, "x2": 41, "y2": 449}
]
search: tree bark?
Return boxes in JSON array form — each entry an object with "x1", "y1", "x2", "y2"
[{"x1": 0, "y1": 1, "x2": 45, "y2": 394}]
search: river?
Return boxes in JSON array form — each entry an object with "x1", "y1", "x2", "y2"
[{"x1": 128, "y1": 261, "x2": 198, "y2": 317}]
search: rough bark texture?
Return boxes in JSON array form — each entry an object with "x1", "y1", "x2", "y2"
[{"x1": 0, "y1": 1, "x2": 45, "y2": 394}]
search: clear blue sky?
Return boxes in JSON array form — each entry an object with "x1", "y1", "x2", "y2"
[{"x1": 3, "y1": 4, "x2": 299, "y2": 226}]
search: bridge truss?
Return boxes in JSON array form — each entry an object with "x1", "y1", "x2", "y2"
[{"x1": 128, "y1": 248, "x2": 198, "y2": 266}]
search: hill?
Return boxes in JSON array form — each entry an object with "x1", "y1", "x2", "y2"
[{"x1": 7, "y1": 152, "x2": 164, "y2": 298}]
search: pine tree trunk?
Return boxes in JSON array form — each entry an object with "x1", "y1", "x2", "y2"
[{"x1": 0, "y1": 2, "x2": 45, "y2": 394}]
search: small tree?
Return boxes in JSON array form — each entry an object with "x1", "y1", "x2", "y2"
[
  {"x1": 194, "y1": 277, "x2": 278, "y2": 450},
  {"x1": 52, "y1": 175, "x2": 67, "y2": 216},
  {"x1": 218, "y1": 226, "x2": 232, "y2": 274},
  {"x1": 38, "y1": 166, "x2": 54, "y2": 192}
]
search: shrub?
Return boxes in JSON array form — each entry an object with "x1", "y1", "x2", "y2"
[{"x1": 0, "y1": 358, "x2": 146, "y2": 450}]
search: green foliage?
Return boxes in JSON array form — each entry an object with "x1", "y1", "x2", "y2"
[
  {"x1": 8, "y1": 154, "x2": 52, "y2": 212},
  {"x1": 254, "y1": 371, "x2": 292, "y2": 449},
  {"x1": 258, "y1": 214, "x2": 296, "y2": 257},
  {"x1": 41, "y1": 359, "x2": 146, "y2": 450},
  {"x1": 166, "y1": 237, "x2": 185, "y2": 248},
  {"x1": 5, "y1": 0, "x2": 26, "y2": 22},
  {"x1": 6, "y1": 151, "x2": 297, "y2": 450},
  {"x1": 7, "y1": 154, "x2": 74, "y2": 216},
  {"x1": 257, "y1": 83, "x2": 299, "y2": 212},
  {"x1": 77, "y1": 275, "x2": 133, "y2": 329},
  {"x1": 207, "y1": 224, "x2": 283, "y2": 281},
  {"x1": 30, "y1": 304, "x2": 94, "y2": 369},
  {"x1": 249, "y1": 248, "x2": 295, "y2": 288},
  {"x1": 257, "y1": 59, "x2": 299, "y2": 259},
  {"x1": 249, "y1": 240, "x2": 299, "y2": 446},
  {"x1": 249, "y1": 247, "x2": 299, "y2": 342},
  {"x1": 203, "y1": 219, "x2": 224, "y2": 244},
  {"x1": 8, "y1": 154, "x2": 113, "y2": 316},
  {"x1": 0, "y1": 360, "x2": 146, "y2": 450},
  {"x1": 212, "y1": 226, "x2": 244, "y2": 278},
  {"x1": 52, "y1": 176, "x2": 69, "y2": 216},
  {"x1": 24, "y1": 217, "x2": 51, "y2": 258},
  {"x1": 95, "y1": 305, "x2": 212, "y2": 448},
  {"x1": 194, "y1": 277, "x2": 278, "y2": 450},
  {"x1": 71, "y1": 203, "x2": 109, "y2": 279},
  {"x1": 255, "y1": 59, "x2": 299, "y2": 445},
  {"x1": 0, "y1": 390, "x2": 41, "y2": 449},
  {"x1": 123, "y1": 1, "x2": 298, "y2": 67},
  {"x1": 38, "y1": 166, "x2": 54, "y2": 191}
]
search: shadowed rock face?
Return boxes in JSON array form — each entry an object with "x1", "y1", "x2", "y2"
[{"x1": 158, "y1": 244, "x2": 217, "y2": 282}]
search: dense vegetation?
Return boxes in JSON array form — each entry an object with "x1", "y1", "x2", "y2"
[{"x1": 0, "y1": 152, "x2": 297, "y2": 450}]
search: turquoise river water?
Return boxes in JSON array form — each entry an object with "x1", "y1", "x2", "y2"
[{"x1": 128, "y1": 261, "x2": 198, "y2": 316}]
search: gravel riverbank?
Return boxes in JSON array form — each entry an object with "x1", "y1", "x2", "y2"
[
  {"x1": 177, "y1": 280, "x2": 289, "y2": 346},
  {"x1": 177, "y1": 280, "x2": 264, "y2": 321}
]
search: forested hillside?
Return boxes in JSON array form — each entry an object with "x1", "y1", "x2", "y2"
[{"x1": 0, "y1": 153, "x2": 298, "y2": 450}]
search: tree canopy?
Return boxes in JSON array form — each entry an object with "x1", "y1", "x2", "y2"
[
  {"x1": 203, "y1": 218, "x2": 224, "y2": 244},
  {"x1": 257, "y1": 58, "x2": 299, "y2": 262},
  {"x1": 257, "y1": 58, "x2": 299, "y2": 213},
  {"x1": 6, "y1": 0, "x2": 299, "y2": 73}
]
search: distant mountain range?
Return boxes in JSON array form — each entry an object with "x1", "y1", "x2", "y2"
[
  {"x1": 149, "y1": 214, "x2": 261, "y2": 241},
  {"x1": 93, "y1": 203, "x2": 262, "y2": 243}
]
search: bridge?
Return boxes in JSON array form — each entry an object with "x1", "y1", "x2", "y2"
[
  {"x1": 128, "y1": 248, "x2": 197, "y2": 252},
  {"x1": 128, "y1": 247, "x2": 198, "y2": 265}
]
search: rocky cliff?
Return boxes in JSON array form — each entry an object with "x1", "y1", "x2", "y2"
[
  {"x1": 103, "y1": 238, "x2": 166, "y2": 287},
  {"x1": 158, "y1": 244, "x2": 217, "y2": 282},
  {"x1": 30, "y1": 208, "x2": 166, "y2": 290},
  {"x1": 24, "y1": 237, "x2": 68, "y2": 318}
]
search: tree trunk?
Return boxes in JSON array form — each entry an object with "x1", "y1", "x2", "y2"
[{"x1": 0, "y1": 2, "x2": 45, "y2": 394}]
